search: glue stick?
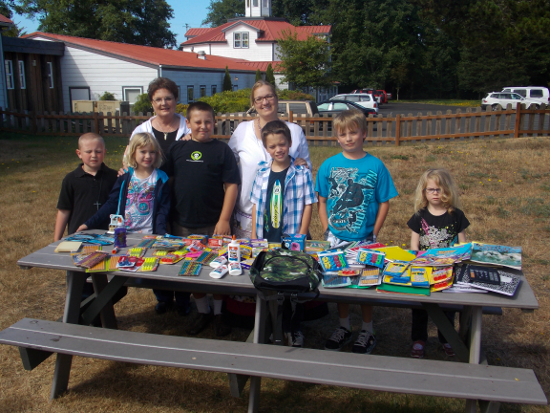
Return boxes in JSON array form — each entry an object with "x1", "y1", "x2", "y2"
[{"x1": 228, "y1": 235, "x2": 241, "y2": 263}]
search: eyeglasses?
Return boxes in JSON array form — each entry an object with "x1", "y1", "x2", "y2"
[
  {"x1": 425, "y1": 188, "x2": 442, "y2": 194},
  {"x1": 254, "y1": 94, "x2": 275, "y2": 104}
]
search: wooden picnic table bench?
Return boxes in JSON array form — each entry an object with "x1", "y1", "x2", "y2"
[{"x1": 1, "y1": 317, "x2": 547, "y2": 412}]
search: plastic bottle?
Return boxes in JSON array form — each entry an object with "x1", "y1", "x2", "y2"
[
  {"x1": 228, "y1": 235, "x2": 241, "y2": 263},
  {"x1": 114, "y1": 221, "x2": 127, "y2": 248}
]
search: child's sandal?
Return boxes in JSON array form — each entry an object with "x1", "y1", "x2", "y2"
[{"x1": 411, "y1": 340, "x2": 425, "y2": 358}]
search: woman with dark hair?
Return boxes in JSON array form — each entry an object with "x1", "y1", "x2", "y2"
[
  {"x1": 228, "y1": 80, "x2": 311, "y2": 238},
  {"x1": 129, "y1": 77, "x2": 189, "y2": 157}
]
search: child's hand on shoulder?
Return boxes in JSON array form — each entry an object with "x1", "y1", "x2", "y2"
[
  {"x1": 214, "y1": 220, "x2": 231, "y2": 236},
  {"x1": 117, "y1": 167, "x2": 128, "y2": 177}
]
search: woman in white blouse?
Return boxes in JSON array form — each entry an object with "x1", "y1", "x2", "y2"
[{"x1": 228, "y1": 80, "x2": 311, "y2": 238}]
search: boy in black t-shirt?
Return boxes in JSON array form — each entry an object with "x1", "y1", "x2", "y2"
[
  {"x1": 55, "y1": 133, "x2": 118, "y2": 240},
  {"x1": 163, "y1": 102, "x2": 240, "y2": 336},
  {"x1": 55, "y1": 133, "x2": 118, "y2": 298}
]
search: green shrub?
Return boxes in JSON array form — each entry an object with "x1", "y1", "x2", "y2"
[
  {"x1": 132, "y1": 93, "x2": 153, "y2": 114},
  {"x1": 176, "y1": 103, "x2": 188, "y2": 115},
  {"x1": 278, "y1": 90, "x2": 315, "y2": 101},
  {"x1": 99, "y1": 91, "x2": 116, "y2": 100},
  {"x1": 199, "y1": 89, "x2": 252, "y2": 113}
]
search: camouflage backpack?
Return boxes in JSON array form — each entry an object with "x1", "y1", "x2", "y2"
[
  {"x1": 250, "y1": 250, "x2": 322, "y2": 345},
  {"x1": 250, "y1": 249, "x2": 322, "y2": 294}
]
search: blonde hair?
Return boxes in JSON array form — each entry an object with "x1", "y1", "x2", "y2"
[
  {"x1": 414, "y1": 168, "x2": 461, "y2": 213},
  {"x1": 78, "y1": 133, "x2": 104, "y2": 149},
  {"x1": 250, "y1": 80, "x2": 278, "y2": 108},
  {"x1": 126, "y1": 132, "x2": 163, "y2": 169},
  {"x1": 333, "y1": 110, "x2": 368, "y2": 137}
]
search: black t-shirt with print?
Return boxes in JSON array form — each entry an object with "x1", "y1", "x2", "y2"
[
  {"x1": 162, "y1": 139, "x2": 240, "y2": 228},
  {"x1": 407, "y1": 207, "x2": 470, "y2": 251},
  {"x1": 263, "y1": 167, "x2": 288, "y2": 243}
]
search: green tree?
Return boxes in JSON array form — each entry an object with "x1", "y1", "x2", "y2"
[
  {"x1": 202, "y1": 0, "x2": 244, "y2": 27},
  {"x1": 13, "y1": 0, "x2": 177, "y2": 48},
  {"x1": 255, "y1": 69, "x2": 262, "y2": 82},
  {"x1": 411, "y1": 0, "x2": 550, "y2": 93},
  {"x1": 266, "y1": 64, "x2": 276, "y2": 86},
  {"x1": 223, "y1": 66, "x2": 232, "y2": 92},
  {"x1": 272, "y1": 0, "x2": 329, "y2": 25},
  {"x1": 277, "y1": 30, "x2": 332, "y2": 89}
]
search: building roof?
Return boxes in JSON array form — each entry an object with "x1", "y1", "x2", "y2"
[
  {"x1": 23, "y1": 32, "x2": 259, "y2": 72},
  {"x1": 182, "y1": 18, "x2": 331, "y2": 47},
  {"x1": 0, "y1": 13, "x2": 15, "y2": 27},
  {"x1": 235, "y1": 61, "x2": 282, "y2": 72}
]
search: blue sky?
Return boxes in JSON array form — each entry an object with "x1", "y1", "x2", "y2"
[{"x1": 11, "y1": 0, "x2": 213, "y2": 46}]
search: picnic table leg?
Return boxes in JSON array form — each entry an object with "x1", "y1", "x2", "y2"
[
  {"x1": 50, "y1": 271, "x2": 86, "y2": 400},
  {"x1": 90, "y1": 273, "x2": 118, "y2": 329},
  {"x1": 465, "y1": 306, "x2": 483, "y2": 413},
  {"x1": 248, "y1": 297, "x2": 269, "y2": 413}
]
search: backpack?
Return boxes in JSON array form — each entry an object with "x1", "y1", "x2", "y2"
[{"x1": 249, "y1": 250, "x2": 322, "y2": 345}]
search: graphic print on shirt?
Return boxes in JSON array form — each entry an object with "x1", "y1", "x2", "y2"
[
  {"x1": 125, "y1": 172, "x2": 156, "y2": 232},
  {"x1": 265, "y1": 179, "x2": 283, "y2": 232},
  {"x1": 419, "y1": 217, "x2": 458, "y2": 249},
  {"x1": 328, "y1": 167, "x2": 377, "y2": 234}
]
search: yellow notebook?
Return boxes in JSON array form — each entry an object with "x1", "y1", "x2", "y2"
[{"x1": 55, "y1": 241, "x2": 82, "y2": 253}]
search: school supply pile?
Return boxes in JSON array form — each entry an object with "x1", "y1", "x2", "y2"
[
  {"x1": 318, "y1": 243, "x2": 384, "y2": 289},
  {"x1": 450, "y1": 242, "x2": 523, "y2": 296}
]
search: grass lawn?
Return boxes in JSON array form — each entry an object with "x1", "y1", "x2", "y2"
[{"x1": 1, "y1": 132, "x2": 549, "y2": 412}]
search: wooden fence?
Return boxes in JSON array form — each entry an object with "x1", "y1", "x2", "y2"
[{"x1": 1, "y1": 104, "x2": 549, "y2": 146}]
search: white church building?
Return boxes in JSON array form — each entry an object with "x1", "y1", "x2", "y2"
[{"x1": 180, "y1": 0, "x2": 337, "y2": 101}]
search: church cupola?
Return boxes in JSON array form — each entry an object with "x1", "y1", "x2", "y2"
[{"x1": 245, "y1": 0, "x2": 271, "y2": 18}]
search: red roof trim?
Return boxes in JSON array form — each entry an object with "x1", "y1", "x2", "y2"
[{"x1": 23, "y1": 32, "x2": 258, "y2": 72}]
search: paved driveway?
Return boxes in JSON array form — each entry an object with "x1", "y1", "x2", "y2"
[{"x1": 378, "y1": 102, "x2": 468, "y2": 117}]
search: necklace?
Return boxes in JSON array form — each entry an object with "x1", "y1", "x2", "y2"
[
  {"x1": 154, "y1": 117, "x2": 178, "y2": 140},
  {"x1": 256, "y1": 118, "x2": 263, "y2": 134},
  {"x1": 94, "y1": 171, "x2": 103, "y2": 210}
]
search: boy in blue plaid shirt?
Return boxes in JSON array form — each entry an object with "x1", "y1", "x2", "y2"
[
  {"x1": 250, "y1": 120, "x2": 317, "y2": 347},
  {"x1": 250, "y1": 120, "x2": 316, "y2": 241}
]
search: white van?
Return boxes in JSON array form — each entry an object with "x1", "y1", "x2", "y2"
[
  {"x1": 501, "y1": 87, "x2": 549, "y2": 106},
  {"x1": 330, "y1": 93, "x2": 379, "y2": 113}
]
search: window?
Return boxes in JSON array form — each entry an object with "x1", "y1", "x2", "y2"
[
  {"x1": 122, "y1": 87, "x2": 143, "y2": 105},
  {"x1": 530, "y1": 89, "x2": 543, "y2": 98},
  {"x1": 187, "y1": 86, "x2": 194, "y2": 103},
  {"x1": 234, "y1": 32, "x2": 249, "y2": 48},
  {"x1": 334, "y1": 103, "x2": 348, "y2": 110},
  {"x1": 263, "y1": 0, "x2": 268, "y2": 6},
  {"x1": 211, "y1": 85, "x2": 217, "y2": 95},
  {"x1": 47, "y1": 62, "x2": 54, "y2": 88},
  {"x1": 200, "y1": 85, "x2": 206, "y2": 97},
  {"x1": 5, "y1": 60, "x2": 14, "y2": 90},
  {"x1": 253, "y1": 0, "x2": 258, "y2": 6},
  {"x1": 18, "y1": 61, "x2": 26, "y2": 89},
  {"x1": 513, "y1": 89, "x2": 526, "y2": 97}
]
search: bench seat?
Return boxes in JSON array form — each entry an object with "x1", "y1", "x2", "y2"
[{"x1": 0, "y1": 318, "x2": 546, "y2": 406}]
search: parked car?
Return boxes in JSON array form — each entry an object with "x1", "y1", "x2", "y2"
[
  {"x1": 376, "y1": 90, "x2": 388, "y2": 104},
  {"x1": 501, "y1": 87, "x2": 549, "y2": 106},
  {"x1": 481, "y1": 92, "x2": 540, "y2": 110},
  {"x1": 329, "y1": 93, "x2": 379, "y2": 113},
  {"x1": 246, "y1": 100, "x2": 319, "y2": 117},
  {"x1": 350, "y1": 88, "x2": 387, "y2": 105},
  {"x1": 219, "y1": 100, "x2": 319, "y2": 135},
  {"x1": 317, "y1": 100, "x2": 378, "y2": 132}
]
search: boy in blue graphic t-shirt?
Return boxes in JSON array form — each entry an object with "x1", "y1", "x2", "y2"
[{"x1": 315, "y1": 110, "x2": 398, "y2": 355}]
